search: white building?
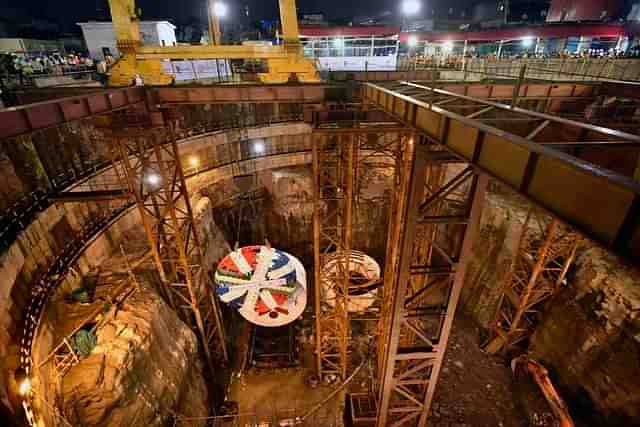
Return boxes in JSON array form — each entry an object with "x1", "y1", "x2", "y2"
[
  {"x1": 77, "y1": 21, "x2": 177, "y2": 60},
  {"x1": 298, "y1": 26, "x2": 400, "y2": 72}
]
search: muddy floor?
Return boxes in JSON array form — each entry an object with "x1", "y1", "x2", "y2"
[{"x1": 429, "y1": 312, "x2": 554, "y2": 427}]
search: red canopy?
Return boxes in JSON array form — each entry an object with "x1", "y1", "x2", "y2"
[
  {"x1": 399, "y1": 24, "x2": 625, "y2": 43},
  {"x1": 300, "y1": 25, "x2": 400, "y2": 37}
]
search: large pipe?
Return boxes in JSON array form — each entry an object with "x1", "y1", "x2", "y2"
[{"x1": 512, "y1": 355, "x2": 575, "y2": 427}]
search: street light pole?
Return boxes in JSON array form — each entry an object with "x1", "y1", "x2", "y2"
[{"x1": 504, "y1": 0, "x2": 510, "y2": 24}]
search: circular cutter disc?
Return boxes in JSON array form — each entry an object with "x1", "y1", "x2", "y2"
[{"x1": 214, "y1": 245, "x2": 307, "y2": 327}]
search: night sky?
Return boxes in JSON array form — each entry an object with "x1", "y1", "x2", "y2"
[{"x1": 13, "y1": 0, "x2": 477, "y2": 25}]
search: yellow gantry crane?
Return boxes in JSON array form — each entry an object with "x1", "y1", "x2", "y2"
[{"x1": 107, "y1": 0, "x2": 320, "y2": 86}]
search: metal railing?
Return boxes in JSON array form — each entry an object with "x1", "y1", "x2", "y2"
[
  {"x1": 397, "y1": 56, "x2": 640, "y2": 82},
  {"x1": 0, "y1": 190, "x2": 49, "y2": 252}
]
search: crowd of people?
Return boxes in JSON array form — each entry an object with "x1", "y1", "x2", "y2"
[{"x1": 0, "y1": 52, "x2": 104, "y2": 77}]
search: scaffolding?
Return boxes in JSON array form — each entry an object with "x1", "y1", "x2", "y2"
[
  {"x1": 101, "y1": 109, "x2": 228, "y2": 378},
  {"x1": 312, "y1": 116, "x2": 407, "y2": 381},
  {"x1": 312, "y1": 130, "x2": 355, "y2": 381}
]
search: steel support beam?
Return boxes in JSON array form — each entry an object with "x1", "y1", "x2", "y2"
[
  {"x1": 312, "y1": 131, "x2": 355, "y2": 380},
  {"x1": 101, "y1": 111, "x2": 228, "y2": 379},
  {"x1": 0, "y1": 87, "x2": 145, "y2": 139},
  {"x1": 363, "y1": 81, "x2": 640, "y2": 260},
  {"x1": 313, "y1": 118, "x2": 407, "y2": 381},
  {"x1": 150, "y1": 84, "x2": 326, "y2": 105},
  {"x1": 50, "y1": 190, "x2": 130, "y2": 202},
  {"x1": 376, "y1": 140, "x2": 487, "y2": 427}
]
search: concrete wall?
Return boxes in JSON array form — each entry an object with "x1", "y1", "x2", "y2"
[
  {"x1": 77, "y1": 22, "x2": 120, "y2": 60},
  {"x1": 152, "y1": 22, "x2": 177, "y2": 47}
]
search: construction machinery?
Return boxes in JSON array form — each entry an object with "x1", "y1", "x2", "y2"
[{"x1": 107, "y1": 0, "x2": 320, "y2": 86}]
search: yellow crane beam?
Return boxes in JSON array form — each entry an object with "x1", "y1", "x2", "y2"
[
  {"x1": 135, "y1": 45, "x2": 290, "y2": 60},
  {"x1": 107, "y1": 0, "x2": 319, "y2": 86}
]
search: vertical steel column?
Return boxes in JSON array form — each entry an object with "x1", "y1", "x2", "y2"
[
  {"x1": 313, "y1": 132, "x2": 356, "y2": 380},
  {"x1": 376, "y1": 142, "x2": 487, "y2": 427},
  {"x1": 376, "y1": 137, "x2": 423, "y2": 427},
  {"x1": 105, "y1": 111, "x2": 228, "y2": 380}
]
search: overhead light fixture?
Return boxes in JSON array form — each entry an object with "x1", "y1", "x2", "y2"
[
  {"x1": 253, "y1": 141, "x2": 265, "y2": 154},
  {"x1": 189, "y1": 156, "x2": 200, "y2": 167},
  {"x1": 15, "y1": 368, "x2": 30, "y2": 396},
  {"x1": 402, "y1": 0, "x2": 421, "y2": 16},
  {"x1": 145, "y1": 172, "x2": 161, "y2": 187},
  {"x1": 408, "y1": 35, "x2": 418, "y2": 47},
  {"x1": 522, "y1": 37, "x2": 534, "y2": 48},
  {"x1": 19, "y1": 378, "x2": 31, "y2": 396},
  {"x1": 213, "y1": 2, "x2": 228, "y2": 18}
]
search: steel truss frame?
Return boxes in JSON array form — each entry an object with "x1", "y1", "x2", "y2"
[
  {"x1": 312, "y1": 121, "x2": 406, "y2": 381},
  {"x1": 363, "y1": 81, "x2": 640, "y2": 261},
  {"x1": 376, "y1": 137, "x2": 487, "y2": 427},
  {"x1": 484, "y1": 208, "x2": 580, "y2": 355},
  {"x1": 102, "y1": 110, "x2": 228, "y2": 377}
]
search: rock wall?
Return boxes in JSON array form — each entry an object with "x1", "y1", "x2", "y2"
[
  {"x1": 208, "y1": 163, "x2": 394, "y2": 268},
  {"x1": 461, "y1": 183, "x2": 640, "y2": 426},
  {"x1": 461, "y1": 185, "x2": 531, "y2": 329},
  {"x1": 0, "y1": 202, "x2": 140, "y2": 417},
  {"x1": 57, "y1": 284, "x2": 208, "y2": 426},
  {"x1": 193, "y1": 196, "x2": 231, "y2": 269},
  {"x1": 530, "y1": 246, "x2": 640, "y2": 426}
]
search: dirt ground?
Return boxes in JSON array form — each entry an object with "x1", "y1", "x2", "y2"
[
  {"x1": 227, "y1": 366, "x2": 344, "y2": 426},
  {"x1": 429, "y1": 312, "x2": 554, "y2": 427}
]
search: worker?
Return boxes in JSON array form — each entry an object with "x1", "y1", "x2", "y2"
[
  {"x1": 96, "y1": 60, "x2": 108, "y2": 87},
  {"x1": 133, "y1": 73, "x2": 144, "y2": 86}
]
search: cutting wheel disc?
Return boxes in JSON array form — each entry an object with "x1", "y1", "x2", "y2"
[{"x1": 215, "y1": 245, "x2": 307, "y2": 327}]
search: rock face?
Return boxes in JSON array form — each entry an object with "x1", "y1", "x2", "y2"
[
  {"x1": 59, "y1": 285, "x2": 208, "y2": 426},
  {"x1": 530, "y1": 246, "x2": 640, "y2": 426},
  {"x1": 208, "y1": 165, "x2": 394, "y2": 267},
  {"x1": 462, "y1": 185, "x2": 531, "y2": 329},
  {"x1": 193, "y1": 195, "x2": 231, "y2": 268},
  {"x1": 461, "y1": 184, "x2": 640, "y2": 426}
]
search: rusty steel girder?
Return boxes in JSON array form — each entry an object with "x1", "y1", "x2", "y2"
[
  {"x1": 312, "y1": 118, "x2": 407, "y2": 381},
  {"x1": 376, "y1": 139, "x2": 487, "y2": 427},
  {"x1": 100, "y1": 110, "x2": 227, "y2": 378},
  {"x1": 312, "y1": 131, "x2": 354, "y2": 381},
  {"x1": 362, "y1": 81, "x2": 640, "y2": 261},
  {"x1": 0, "y1": 87, "x2": 145, "y2": 139}
]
